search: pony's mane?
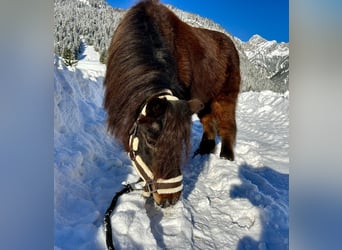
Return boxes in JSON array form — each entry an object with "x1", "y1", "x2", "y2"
[{"x1": 103, "y1": 1, "x2": 186, "y2": 149}]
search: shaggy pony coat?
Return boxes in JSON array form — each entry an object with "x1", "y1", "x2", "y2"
[{"x1": 104, "y1": 0, "x2": 240, "y2": 179}]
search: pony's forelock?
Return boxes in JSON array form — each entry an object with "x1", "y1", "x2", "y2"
[{"x1": 153, "y1": 102, "x2": 192, "y2": 179}]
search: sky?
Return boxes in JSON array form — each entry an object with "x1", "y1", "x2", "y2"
[{"x1": 106, "y1": 0, "x2": 289, "y2": 43}]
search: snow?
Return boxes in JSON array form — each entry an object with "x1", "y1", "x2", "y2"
[
  {"x1": 54, "y1": 45, "x2": 289, "y2": 249},
  {"x1": 78, "y1": 0, "x2": 91, "y2": 8}
]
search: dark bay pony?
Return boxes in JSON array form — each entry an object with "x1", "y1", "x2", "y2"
[{"x1": 104, "y1": 0, "x2": 240, "y2": 207}]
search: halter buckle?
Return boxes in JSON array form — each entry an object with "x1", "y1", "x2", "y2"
[
  {"x1": 146, "y1": 181, "x2": 157, "y2": 194},
  {"x1": 129, "y1": 150, "x2": 136, "y2": 161}
]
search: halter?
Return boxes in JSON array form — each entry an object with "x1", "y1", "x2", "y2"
[{"x1": 128, "y1": 90, "x2": 183, "y2": 197}]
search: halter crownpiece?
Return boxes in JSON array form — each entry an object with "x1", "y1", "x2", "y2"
[{"x1": 128, "y1": 89, "x2": 183, "y2": 197}]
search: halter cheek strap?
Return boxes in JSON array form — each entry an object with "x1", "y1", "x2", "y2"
[{"x1": 128, "y1": 90, "x2": 183, "y2": 197}]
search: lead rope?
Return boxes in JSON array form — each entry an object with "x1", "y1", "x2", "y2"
[{"x1": 104, "y1": 181, "x2": 144, "y2": 250}]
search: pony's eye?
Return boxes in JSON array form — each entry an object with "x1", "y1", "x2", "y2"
[
  {"x1": 142, "y1": 133, "x2": 157, "y2": 149},
  {"x1": 146, "y1": 137, "x2": 156, "y2": 146}
]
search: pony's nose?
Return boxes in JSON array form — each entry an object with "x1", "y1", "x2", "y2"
[
  {"x1": 159, "y1": 199, "x2": 170, "y2": 208},
  {"x1": 159, "y1": 197, "x2": 179, "y2": 208},
  {"x1": 153, "y1": 192, "x2": 181, "y2": 208}
]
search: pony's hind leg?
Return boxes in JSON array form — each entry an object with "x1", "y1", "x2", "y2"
[
  {"x1": 212, "y1": 93, "x2": 238, "y2": 161},
  {"x1": 194, "y1": 104, "x2": 217, "y2": 157}
]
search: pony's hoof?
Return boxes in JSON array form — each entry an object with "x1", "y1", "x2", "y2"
[
  {"x1": 193, "y1": 139, "x2": 216, "y2": 158},
  {"x1": 153, "y1": 192, "x2": 180, "y2": 208},
  {"x1": 220, "y1": 146, "x2": 234, "y2": 161},
  {"x1": 220, "y1": 152, "x2": 234, "y2": 161}
]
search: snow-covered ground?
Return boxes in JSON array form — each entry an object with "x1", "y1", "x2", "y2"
[{"x1": 54, "y1": 45, "x2": 289, "y2": 250}]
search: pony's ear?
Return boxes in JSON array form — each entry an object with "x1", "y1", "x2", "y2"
[
  {"x1": 188, "y1": 99, "x2": 204, "y2": 114},
  {"x1": 145, "y1": 97, "x2": 168, "y2": 118}
]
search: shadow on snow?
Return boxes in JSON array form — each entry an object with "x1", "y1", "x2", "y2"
[{"x1": 231, "y1": 163, "x2": 289, "y2": 250}]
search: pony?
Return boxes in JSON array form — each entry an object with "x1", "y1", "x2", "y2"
[{"x1": 104, "y1": 0, "x2": 240, "y2": 207}]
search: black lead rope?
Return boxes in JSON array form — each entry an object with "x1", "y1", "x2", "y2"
[{"x1": 104, "y1": 184, "x2": 134, "y2": 250}]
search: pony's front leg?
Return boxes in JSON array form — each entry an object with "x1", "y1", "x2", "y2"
[
  {"x1": 212, "y1": 94, "x2": 238, "y2": 161},
  {"x1": 193, "y1": 105, "x2": 217, "y2": 157}
]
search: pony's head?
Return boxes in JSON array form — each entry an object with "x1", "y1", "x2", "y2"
[{"x1": 129, "y1": 93, "x2": 203, "y2": 207}]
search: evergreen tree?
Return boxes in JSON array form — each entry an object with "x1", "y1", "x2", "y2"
[
  {"x1": 62, "y1": 47, "x2": 77, "y2": 66},
  {"x1": 99, "y1": 50, "x2": 107, "y2": 64}
]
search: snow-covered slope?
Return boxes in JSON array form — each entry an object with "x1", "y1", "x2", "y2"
[
  {"x1": 242, "y1": 35, "x2": 289, "y2": 91},
  {"x1": 54, "y1": 46, "x2": 289, "y2": 249}
]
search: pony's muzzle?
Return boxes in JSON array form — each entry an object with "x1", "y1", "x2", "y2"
[{"x1": 152, "y1": 191, "x2": 181, "y2": 208}]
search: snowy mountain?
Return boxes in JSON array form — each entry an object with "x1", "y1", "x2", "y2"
[
  {"x1": 242, "y1": 35, "x2": 289, "y2": 92},
  {"x1": 54, "y1": 0, "x2": 289, "y2": 93},
  {"x1": 54, "y1": 44, "x2": 289, "y2": 249},
  {"x1": 54, "y1": 0, "x2": 124, "y2": 62},
  {"x1": 55, "y1": 0, "x2": 108, "y2": 8}
]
